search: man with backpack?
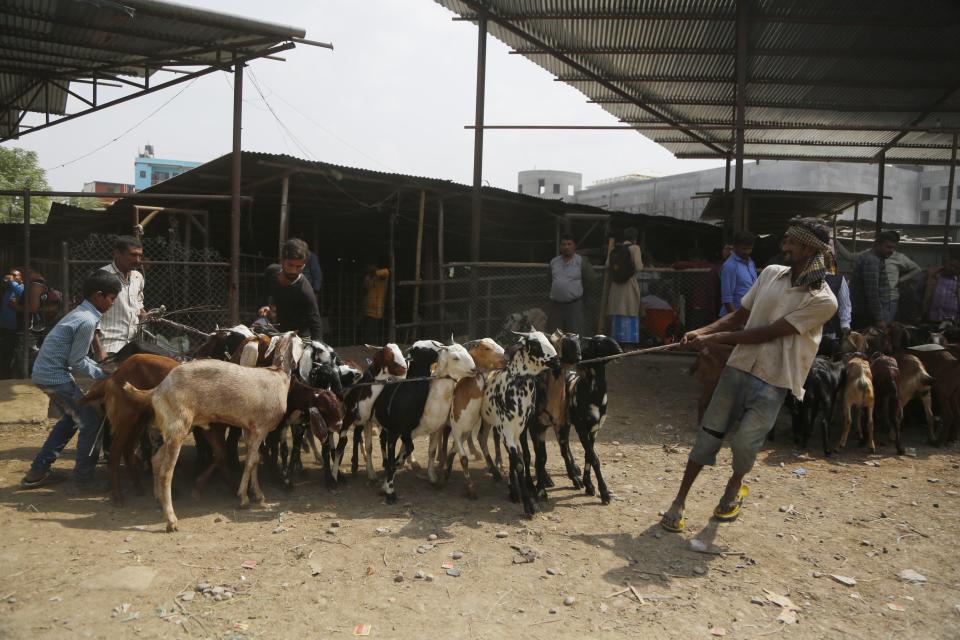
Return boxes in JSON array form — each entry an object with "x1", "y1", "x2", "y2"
[{"x1": 606, "y1": 227, "x2": 644, "y2": 346}]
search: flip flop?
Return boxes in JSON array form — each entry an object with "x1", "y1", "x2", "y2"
[
  {"x1": 713, "y1": 484, "x2": 749, "y2": 522},
  {"x1": 659, "y1": 510, "x2": 685, "y2": 533}
]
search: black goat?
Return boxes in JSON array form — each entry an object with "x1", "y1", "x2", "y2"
[{"x1": 790, "y1": 356, "x2": 845, "y2": 456}]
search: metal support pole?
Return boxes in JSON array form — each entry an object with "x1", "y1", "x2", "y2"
[
  {"x1": 469, "y1": 16, "x2": 487, "y2": 338},
  {"x1": 388, "y1": 195, "x2": 398, "y2": 344},
  {"x1": 944, "y1": 132, "x2": 958, "y2": 258},
  {"x1": 733, "y1": 0, "x2": 748, "y2": 233},
  {"x1": 278, "y1": 174, "x2": 290, "y2": 257},
  {"x1": 228, "y1": 63, "x2": 243, "y2": 325},
  {"x1": 875, "y1": 152, "x2": 885, "y2": 234},
  {"x1": 61, "y1": 241, "x2": 69, "y2": 317},
  {"x1": 21, "y1": 189, "x2": 30, "y2": 379},
  {"x1": 412, "y1": 190, "x2": 426, "y2": 329}
]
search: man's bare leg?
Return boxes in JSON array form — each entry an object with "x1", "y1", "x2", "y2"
[{"x1": 661, "y1": 459, "x2": 704, "y2": 529}]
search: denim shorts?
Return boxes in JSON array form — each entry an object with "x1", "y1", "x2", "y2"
[{"x1": 689, "y1": 366, "x2": 787, "y2": 474}]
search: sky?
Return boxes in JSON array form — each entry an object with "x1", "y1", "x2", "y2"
[{"x1": 9, "y1": 1, "x2": 725, "y2": 193}]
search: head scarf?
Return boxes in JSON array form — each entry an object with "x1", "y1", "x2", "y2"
[{"x1": 783, "y1": 217, "x2": 833, "y2": 290}]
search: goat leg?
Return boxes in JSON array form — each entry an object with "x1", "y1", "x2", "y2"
[
  {"x1": 837, "y1": 403, "x2": 854, "y2": 451},
  {"x1": 532, "y1": 433, "x2": 550, "y2": 501},
  {"x1": 864, "y1": 401, "x2": 876, "y2": 454},
  {"x1": 466, "y1": 432, "x2": 482, "y2": 461},
  {"x1": 451, "y1": 432, "x2": 477, "y2": 500},
  {"x1": 158, "y1": 432, "x2": 186, "y2": 533},
  {"x1": 381, "y1": 433, "x2": 399, "y2": 504},
  {"x1": 194, "y1": 426, "x2": 229, "y2": 497},
  {"x1": 477, "y1": 422, "x2": 502, "y2": 482},
  {"x1": 578, "y1": 429, "x2": 610, "y2": 505},
  {"x1": 557, "y1": 422, "x2": 583, "y2": 489}
]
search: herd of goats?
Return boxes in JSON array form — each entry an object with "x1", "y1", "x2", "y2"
[
  {"x1": 82, "y1": 325, "x2": 621, "y2": 532},
  {"x1": 75, "y1": 318, "x2": 959, "y2": 533}
]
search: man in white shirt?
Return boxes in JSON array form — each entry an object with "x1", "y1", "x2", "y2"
[
  {"x1": 95, "y1": 236, "x2": 145, "y2": 358},
  {"x1": 660, "y1": 219, "x2": 838, "y2": 533}
]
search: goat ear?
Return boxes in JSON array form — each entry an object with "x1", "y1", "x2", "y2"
[
  {"x1": 308, "y1": 407, "x2": 328, "y2": 443},
  {"x1": 364, "y1": 343, "x2": 383, "y2": 351}
]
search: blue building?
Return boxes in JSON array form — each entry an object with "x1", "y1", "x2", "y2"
[{"x1": 134, "y1": 145, "x2": 202, "y2": 190}]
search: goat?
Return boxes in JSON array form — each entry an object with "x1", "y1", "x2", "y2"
[
  {"x1": 870, "y1": 354, "x2": 904, "y2": 454},
  {"x1": 122, "y1": 333, "x2": 304, "y2": 532},
  {"x1": 525, "y1": 331, "x2": 582, "y2": 500},
  {"x1": 373, "y1": 342, "x2": 477, "y2": 502},
  {"x1": 563, "y1": 335, "x2": 623, "y2": 504},
  {"x1": 894, "y1": 353, "x2": 938, "y2": 446},
  {"x1": 82, "y1": 354, "x2": 180, "y2": 506},
  {"x1": 912, "y1": 346, "x2": 960, "y2": 444},
  {"x1": 791, "y1": 356, "x2": 844, "y2": 456},
  {"x1": 442, "y1": 338, "x2": 507, "y2": 498},
  {"x1": 269, "y1": 376, "x2": 344, "y2": 489},
  {"x1": 838, "y1": 354, "x2": 876, "y2": 453},
  {"x1": 480, "y1": 331, "x2": 559, "y2": 517},
  {"x1": 341, "y1": 344, "x2": 408, "y2": 479}
]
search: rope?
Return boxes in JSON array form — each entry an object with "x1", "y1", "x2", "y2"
[{"x1": 577, "y1": 342, "x2": 684, "y2": 366}]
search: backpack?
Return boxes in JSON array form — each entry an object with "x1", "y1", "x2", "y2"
[{"x1": 608, "y1": 244, "x2": 636, "y2": 284}]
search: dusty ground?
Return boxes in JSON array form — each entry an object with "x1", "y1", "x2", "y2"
[{"x1": 0, "y1": 354, "x2": 958, "y2": 640}]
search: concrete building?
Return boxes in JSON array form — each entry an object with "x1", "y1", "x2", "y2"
[
  {"x1": 517, "y1": 169, "x2": 581, "y2": 200},
  {"x1": 134, "y1": 144, "x2": 202, "y2": 190},
  {"x1": 81, "y1": 180, "x2": 135, "y2": 204},
  {"x1": 572, "y1": 161, "x2": 959, "y2": 230}
]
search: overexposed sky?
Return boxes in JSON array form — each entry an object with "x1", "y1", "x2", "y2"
[{"x1": 9, "y1": 1, "x2": 725, "y2": 192}]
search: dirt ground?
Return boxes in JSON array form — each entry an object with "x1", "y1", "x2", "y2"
[{"x1": 0, "y1": 353, "x2": 958, "y2": 640}]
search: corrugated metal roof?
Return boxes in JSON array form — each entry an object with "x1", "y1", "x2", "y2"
[
  {"x1": 435, "y1": 0, "x2": 960, "y2": 164},
  {"x1": 0, "y1": 0, "x2": 307, "y2": 140}
]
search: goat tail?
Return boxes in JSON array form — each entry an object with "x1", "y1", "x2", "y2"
[
  {"x1": 120, "y1": 382, "x2": 153, "y2": 409},
  {"x1": 920, "y1": 373, "x2": 934, "y2": 386},
  {"x1": 81, "y1": 379, "x2": 107, "y2": 404}
]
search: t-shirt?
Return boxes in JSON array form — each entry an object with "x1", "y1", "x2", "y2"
[
  {"x1": 265, "y1": 265, "x2": 323, "y2": 340},
  {"x1": 1, "y1": 280, "x2": 23, "y2": 330},
  {"x1": 98, "y1": 262, "x2": 144, "y2": 353},
  {"x1": 726, "y1": 265, "x2": 838, "y2": 400}
]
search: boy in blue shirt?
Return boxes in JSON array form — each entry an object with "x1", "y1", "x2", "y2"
[
  {"x1": 1, "y1": 268, "x2": 24, "y2": 378},
  {"x1": 719, "y1": 231, "x2": 758, "y2": 316},
  {"x1": 20, "y1": 271, "x2": 121, "y2": 490}
]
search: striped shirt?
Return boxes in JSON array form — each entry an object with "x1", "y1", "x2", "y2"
[
  {"x1": 98, "y1": 262, "x2": 144, "y2": 353},
  {"x1": 31, "y1": 299, "x2": 105, "y2": 386}
]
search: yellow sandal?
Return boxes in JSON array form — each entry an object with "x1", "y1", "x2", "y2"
[{"x1": 713, "y1": 485, "x2": 749, "y2": 522}]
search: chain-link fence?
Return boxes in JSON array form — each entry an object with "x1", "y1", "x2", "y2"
[
  {"x1": 397, "y1": 262, "x2": 715, "y2": 344},
  {"x1": 64, "y1": 233, "x2": 230, "y2": 345}
]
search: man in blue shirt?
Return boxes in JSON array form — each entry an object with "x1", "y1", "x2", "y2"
[
  {"x1": 1, "y1": 267, "x2": 24, "y2": 379},
  {"x1": 20, "y1": 271, "x2": 121, "y2": 490},
  {"x1": 719, "y1": 231, "x2": 758, "y2": 316}
]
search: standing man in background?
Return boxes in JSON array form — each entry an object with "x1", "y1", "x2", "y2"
[
  {"x1": 1, "y1": 268, "x2": 24, "y2": 378},
  {"x1": 548, "y1": 233, "x2": 595, "y2": 336},
  {"x1": 95, "y1": 236, "x2": 145, "y2": 359},
  {"x1": 303, "y1": 243, "x2": 323, "y2": 301},
  {"x1": 362, "y1": 262, "x2": 390, "y2": 345},
  {"x1": 920, "y1": 248, "x2": 960, "y2": 324},
  {"x1": 836, "y1": 231, "x2": 920, "y2": 323},
  {"x1": 851, "y1": 231, "x2": 898, "y2": 331},
  {"x1": 719, "y1": 232, "x2": 757, "y2": 316}
]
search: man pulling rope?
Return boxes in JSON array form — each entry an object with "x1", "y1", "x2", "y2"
[{"x1": 660, "y1": 218, "x2": 839, "y2": 533}]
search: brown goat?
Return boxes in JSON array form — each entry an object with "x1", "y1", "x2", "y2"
[
  {"x1": 870, "y1": 355, "x2": 903, "y2": 454},
  {"x1": 913, "y1": 348, "x2": 960, "y2": 444},
  {"x1": 838, "y1": 354, "x2": 876, "y2": 453},
  {"x1": 894, "y1": 354, "x2": 937, "y2": 446},
  {"x1": 82, "y1": 354, "x2": 179, "y2": 506}
]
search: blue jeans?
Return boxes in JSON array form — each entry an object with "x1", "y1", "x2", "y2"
[
  {"x1": 30, "y1": 381, "x2": 104, "y2": 482},
  {"x1": 689, "y1": 366, "x2": 787, "y2": 474}
]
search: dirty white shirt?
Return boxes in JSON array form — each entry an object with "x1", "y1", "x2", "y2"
[
  {"x1": 98, "y1": 262, "x2": 145, "y2": 353},
  {"x1": 726, "y1": 265, "x2": 837, "y2": 400}
]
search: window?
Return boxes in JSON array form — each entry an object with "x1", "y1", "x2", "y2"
[
  {"x1": 139, "y1": 170, "x2": 146, "y2": 178},
  {"x1": 537, "y1": 178, "x2": 545, "y2": 195},
  {"x1": 151, "y1": 171, "x2": 170, "y2": 185},
  {"x1": 518, "y1": 184, "x2": 523, "y2": 194},
  {"x1": 937, "y1": 209, "x2": 947, "y2": 223},
  {"x1": 919, "y1": 210, "x2": 930, "y2": 224},
  {"x1": 567, "y1": 185, "x2": 575, "y2": 196},
  {"x1": 941, "y1": 186, "x2": 949, "y2": 199},
  {"x1": 922, "y1": 187, "x2": 931, "y2": 200},
  {"x1": 552, "y1": 184, "x2": 560, "y2": 194},
  {"x1": 956, "y1": 185, "x2": 960, "y2": 199}
]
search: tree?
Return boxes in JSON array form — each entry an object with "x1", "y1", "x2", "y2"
[{"x1": 0, "y1": 147, "x2": 51, "y2": 223}]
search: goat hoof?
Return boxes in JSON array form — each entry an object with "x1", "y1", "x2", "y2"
[
  {"x1": 600, "y1": 494, "x2": 612, "y2": 505},
  {"x1": 385, "y1": 493, "x2": 398, "y2": 505},
  {"x1": 571, "y1": 479, "x2": 584, "y2": 490},
  {"x1": 584, "y1": 486, "x2": 596, "y2": 497},
  {"x1": 166, "y1": 521, "x2": 178, "y2": 533},
  {"x1": 536, "y1": 490, "x2": 548, "y2": 502},
  {"x1": 543, "y1": 475, "x2": 555, "y2": 489}
]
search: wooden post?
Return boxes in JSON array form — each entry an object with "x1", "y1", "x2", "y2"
[
  {"x1": 388, "y1": 195, "x2": 398, "y2": 344},
  {"x1": 597, "y1": 237, "x2": 614, "y2": 334},
  {"x1": 852, "y1": 202, "x2": 860, "y2": 254},
  {"x1": 21, "y1": 189, "x2": 30, "y2": 378},
  {"x1": 438, "y1": 198, "x2": 445, "y2": 336},
  {"x1": 875, "y1": 153, "x2": 886, "y2": 235},
  {"x1": 278, "y1": 174, "x2": 290, "y2": 257},
  {"x1": 411, "y1": 189, "x2": 426, "y2": 329},
  {"x1": 60, "y1": 241, "x2": 69, "y2": 316},
  {"x1": 944, "y1": 132, "x2": 958, "y2": 259}
]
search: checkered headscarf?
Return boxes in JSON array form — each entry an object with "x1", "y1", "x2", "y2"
[{"x1": 784, "y1": 217, "x2": 833, "y2": 290}]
